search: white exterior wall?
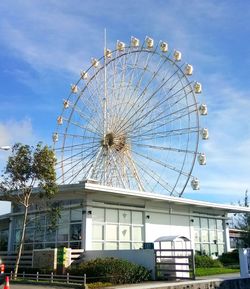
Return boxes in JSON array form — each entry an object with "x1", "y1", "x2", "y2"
[
  {"x1": 84, "y1": 207, "x2": 93, "y2": 250},
  {"x1": 145, "y1": 212, "x2": 191, "y2": 247}
]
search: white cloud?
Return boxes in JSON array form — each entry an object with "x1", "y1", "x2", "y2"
[{"x1": 0, "y1": 118, "x2": 36, "y2": 148}]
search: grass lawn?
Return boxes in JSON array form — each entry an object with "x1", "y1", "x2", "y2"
[{"x1": 196, "y1": 267, "x2": 240, "y2": 277}]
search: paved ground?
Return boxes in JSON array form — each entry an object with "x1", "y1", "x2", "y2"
[
  {"x1": 0, "y1": 273, "x2": 242, "y2": 289},
  {"x1": 1, "y1": 285, "x2": 77, "y2": 289}
]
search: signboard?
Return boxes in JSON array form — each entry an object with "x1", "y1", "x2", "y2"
[
  {"x1": 143, "y1": 242, "x2": 154, "y2": 250},
  {"x1": 33, "y1": 249, "x2": 57, "y2": 270}
]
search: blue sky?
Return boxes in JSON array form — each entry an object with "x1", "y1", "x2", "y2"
[{"x1": 0, "y1": 0, "x2": 250, "y2": 214}]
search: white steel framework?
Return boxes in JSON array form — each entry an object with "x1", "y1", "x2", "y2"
[{"x1": 53, "y1": 36, "x2": 208, "y2": 197}]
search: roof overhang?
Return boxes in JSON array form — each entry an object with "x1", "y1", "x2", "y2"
[
  {"x1": 1, "y1": 182, "x2": 249, "y2": 215},
  {"x1": 82, "y1": 182, "x2": 250, "y2": 214}
]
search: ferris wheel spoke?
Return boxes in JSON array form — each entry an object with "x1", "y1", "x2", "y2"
[
  {"x1": 57, "y1": 145, "x2": 99, "y2": 181},
  {"x1": 121, "y1": 61, "x2": 185, "y2": 131},
  {"x1": 108, "y1": 148, "x2": 127, "y2": 188},
  {"x1": 64, "y1": 109, "x2": 102, "y2": 136},
  {"x1": 132, "y1": 154, "x2": 177, "y2": 195},
  {"x1": 55, "y1": 141, "x2": 99, "y2": 153},
  {"x1": 57, "y1": 132, "x2": 100, "y2": 141},
  {"x1": 123, "y1": 151, "x2": 144, "y2": 191},
  {"x1": 133, "y1": 148, "x2": 191, "y2": 195},
  {"x1": 117, "y1": 75, "x2": 191, "y2": 135},
  {"x1": 86, "y1": 66, "x2": 107, "y2": 109},
  {"x1": 74, "y1": 74, "x2": 104, "y2": 119},
  {"x1": 64, "y1": 118, "x2": 102, "y2": 137},
  {"x1": 112, "y1": 50, "x2": 163, "y2": 133},
  {"x1": 113, "y1": 54, "x2": 169, "y2": 134},
  {"x1": 130, "y1": 102, "x2": 197, "y2": 137},
  {"x1": 71, "y1": 98, "x2": 103, "y2": 130},
  {"x1": 131, "y1": 148, "x2": 193, "y2": 178},
  {"x1": 132, "y1": 142, "x2": 197, "y2": 155},
  {"x1": 57, "y1": 143, "x2": 99, "y2": 166},
  {"x1": 128, "y1": 126, "x2": 198, "y2": 142},
  {"x1": 81, "y1": 82, "x2": 104, "y2": 119},
  {"x1": 115, "y1": 62, "x2": 186, "y2": 135},
  {"x1": 54, "y1": 141, "x2": 98, "y2": 151},
  {"x1": 86, "y1": 147, "x2": 103, "y2": 180},
  {"x1": 67, "y1": 152, "x2": 98, "y2": 184},
  {"x1": 129, "y1": 98, "x2": 197, "y2": 140}
]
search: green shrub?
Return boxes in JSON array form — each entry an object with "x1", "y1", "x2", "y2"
[
  {"x1": 195, "y1": 255, "x2": 223, "y2": 268},
  {"x1": 219, "y1": 250, "x2": 239, "y2": 267},
  {"x1": 68, "y1": 257, "x2": 151, "y2": 284}
]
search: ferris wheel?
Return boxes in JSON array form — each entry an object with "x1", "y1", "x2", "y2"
[{"x1": 53, "y1": 36, "x2": 208, "y2": 197}]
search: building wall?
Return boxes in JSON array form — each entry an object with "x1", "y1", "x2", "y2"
[{"x1": 5, "y1": 188, "x2": 228, "y2": 256}]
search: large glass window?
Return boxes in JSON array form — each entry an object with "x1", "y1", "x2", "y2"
[
  {"x1": 193, "y1": 216, "x2": 225, "y2": 257},
  {"x1": 59, "y1": 210, "x2": 70, "y2": 224},
  {"x1": 70, "y1": 224, "x2": 82, "y2": 241},
  {"x1": 119, "y1": 210, "x2": 131, "y2": 224},
  {"x1": 12, "y1": 203, "x2": 84, "y2": 251},
  {"x1": 92, "y1": 208, "x2": 144, "y2": 250},
  {"x1": 57, "y1": 224, "x2": 69, "y2": 242},
  {"x1": 119, "y1": 225, "x2": 130, "y2": 241},
  {"x1": 92, "y1": 224, "x2": 104, "y2": 240},
  {"x1": 106, "y1": 209, "x2": 118, "y2": 223},
  {"x1": 132, "y1": 227, "x2": 143, "y2": 242},
  {"x1": 106, "y1": 224, "x2": 118, "y2": 240},
  {"x1": 71, "y1": 209, "x2": 82, "y2": 222},
  {"x1": 132, "y1": 212, "x2": 143, "y2": 224},
  {"x1": 93, "y1": 208, "x2": 105, "y2": 222}
]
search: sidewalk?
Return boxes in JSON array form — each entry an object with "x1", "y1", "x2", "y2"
[{"x1": 105, "y1": 272, "x2": 242, "y2": 289}]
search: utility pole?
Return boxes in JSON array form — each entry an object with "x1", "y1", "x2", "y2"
[{"x1": 245, "y1": 189, "x2": 248, "y2": 207}]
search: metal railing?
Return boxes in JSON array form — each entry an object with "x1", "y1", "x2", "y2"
[
  {"x1": 8, "y1": 271, "x2": 87, "y2": 285},
  {"x1": 0, "y1": 249, "x2": 84, "y2": 268}
]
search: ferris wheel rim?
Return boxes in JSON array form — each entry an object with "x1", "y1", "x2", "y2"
[{"x1": 53, "y1": 37, "x2": 206, "y2": 197}]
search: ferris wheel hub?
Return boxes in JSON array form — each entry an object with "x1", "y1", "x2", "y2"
[{"x1": 102, "y1": 132, "x2": 127, "y2": 152}]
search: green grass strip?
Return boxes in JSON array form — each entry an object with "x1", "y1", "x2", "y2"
[{"x1": 196, "y1": 267, "x2": 240, "y2": 277}]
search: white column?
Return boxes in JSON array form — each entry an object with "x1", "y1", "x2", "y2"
[
  {"x1": 223, "y1": 218, "x2": 230, "y2": 252},
  {"x1": 82, "y1": 207, "x2": 92, "y2": 251},
  {"x1": 144, "y1": 212, "x2": 150, "y2": 243}
]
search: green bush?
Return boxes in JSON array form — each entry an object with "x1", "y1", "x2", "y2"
[
  {"x1": 219, "y1": 250, "x2": 239, "y2": 267},
  {"x1": 195, "y1": 255, "x2": 223, "y2": 268},
  {"x1": 68, "y1": 257, "x2": 151, "y2": 284}
]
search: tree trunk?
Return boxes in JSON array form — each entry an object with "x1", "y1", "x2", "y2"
[{"x1": 14, "y1": 203, "x2": 29, "y2": 279}]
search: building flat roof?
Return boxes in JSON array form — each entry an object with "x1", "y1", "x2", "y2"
[
  {"x1": 82, "y1": 182, "x2": 250, "y2": 214},
  {"x1": 1, "y1": 182, "x2": 250, "y2": 216}
]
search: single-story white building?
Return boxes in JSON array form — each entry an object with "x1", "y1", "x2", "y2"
[{"x1": 1, "y1": 181, "x2": 250, "y2": 257}]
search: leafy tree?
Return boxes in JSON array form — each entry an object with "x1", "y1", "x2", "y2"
[
  {"x1": 232, "y1": 190, "x2": 250, "y2": 247},
  {"x1": 0, "y1": 143, "x2": 58, "y2": 278}
]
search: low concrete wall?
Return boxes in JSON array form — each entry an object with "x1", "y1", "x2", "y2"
[
  {"x1": 83, "y1": 249, "x2": 155, "y2": 278},
  {"x1": 219, "y1": 277, "x2": 250, "y2": 289},
  {"x1": 150, "y1": 278, "x2": 250, "y2": 289},
  {"x1": 105, "y1": 278, "x2": 250, "y2": 289}
]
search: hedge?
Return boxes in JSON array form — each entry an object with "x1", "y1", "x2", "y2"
[
  {"x1": 195, "y1": 255, "x2": 223, "y2": 268},
  {"x1": 67, "y1": 257, "x2": 151, "y2": 284}
]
